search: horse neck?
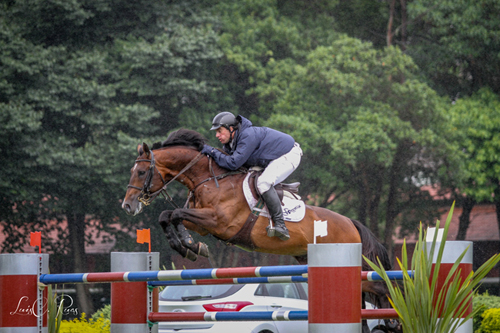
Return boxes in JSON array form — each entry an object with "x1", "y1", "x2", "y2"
[{"x1": 156, "y1": 147, "x2": 212, "y2": 189}]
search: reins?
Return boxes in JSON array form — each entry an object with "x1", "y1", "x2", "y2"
[{"x1": 127, "y1": 149, "x2": 245, "y2": 209}]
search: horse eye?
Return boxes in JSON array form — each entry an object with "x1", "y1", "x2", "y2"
[{"x1": 138, "y1": 170, "x2": 146, "y2": 176}]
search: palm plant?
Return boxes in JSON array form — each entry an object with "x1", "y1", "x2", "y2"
[
  {"x1": 365, "y1": 203, "x2": 500, "y2": 332},
  {"x1": 47, "y1": 284, "x2": 64, "y2": 333}
]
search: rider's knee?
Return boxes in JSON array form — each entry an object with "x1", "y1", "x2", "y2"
[{"x1": 257, "y1": 178, "x2": 273, "y2": 194}]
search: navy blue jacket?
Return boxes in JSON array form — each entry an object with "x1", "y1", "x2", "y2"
[{"x1": 207, "y1": 116, "x2": 295, "y2": 170}]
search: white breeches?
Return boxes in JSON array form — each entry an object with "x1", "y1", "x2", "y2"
[{"x1": 257, "y1": 143, "x2": 303, "y2": 194}]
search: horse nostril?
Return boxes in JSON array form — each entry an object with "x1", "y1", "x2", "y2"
[{"x1": 123, "y1": 203, "x2": 131, "y2": 212}]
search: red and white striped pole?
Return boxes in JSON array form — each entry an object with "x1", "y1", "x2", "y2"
[
  {"x1": 308, "y1": 243, "x2": 362, "y2": 332},
  {"x1": 110, "y1": 252, "x2": 159, "y2": 333},
  {"x1": 0, "y1": 253, "x2": 49, "y2": 333},
  {"x1": 430, "y1": 241, "x2": 473, "y2": 333}
]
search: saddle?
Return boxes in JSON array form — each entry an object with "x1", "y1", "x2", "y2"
[{"x1": 226, "y1": 169, "x2": 301, "y2": 251}]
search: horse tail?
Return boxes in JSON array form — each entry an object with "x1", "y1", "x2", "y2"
[{"x1": 350, "y1": 219, "x2": 392, "y2": 271}]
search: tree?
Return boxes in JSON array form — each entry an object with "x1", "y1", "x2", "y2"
[
  {"x1": 447, "y1": 88, "x2": 500, "y2": 240},
  {"x1": 407, "y1": 0, "x2": 500, "y2": 97},
  {"x1": 200, "y1": 0, "x2": 468, "y2": 257},
  {"x1": 257, "y1": 37, "x2": 464, "y2": 255},
  {"x1": 0, "y1": 0, "x2": 222, "y2": 313},
  {"x1": 326, "y1": 0, "x2": 500, "y2": 243},
  {"x1": 331, "y1": 0, "x2": 389, "y2": 49},
  {"x1": 332, "y1": 0, "x2": 500, "y2": 98}
]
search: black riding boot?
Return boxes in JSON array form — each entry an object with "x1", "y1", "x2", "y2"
[{"x1": 262, "y1": 187, "x2": 290, "y2": 241}]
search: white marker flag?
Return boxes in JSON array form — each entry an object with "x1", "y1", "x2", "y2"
[{"x1": 314, "y1": 220, "x2": 328, "y2": 244}]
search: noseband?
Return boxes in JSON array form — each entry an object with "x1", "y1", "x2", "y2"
[{"x1": 127, "y1": 150, "x2": 204, "y2": 207}]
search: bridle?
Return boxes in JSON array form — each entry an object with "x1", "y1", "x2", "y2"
[
  {"x1": 127, "y1": 150, "x2": 205, "y2": 207},
  {"x1": 127, "y1": 148, "x2": 246, "y2": 208}
]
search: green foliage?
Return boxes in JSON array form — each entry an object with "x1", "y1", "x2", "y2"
[
  {"x1": 331, "y1": 0, "x2": 388, "y2": 49},
  {"x1": 59, "y1": 313, "x2": 110, "y2": 333},
  {"x1": 217, "y1": 0, "x2": 301, "y2": 76},
  {"x1": 478, "y1": 308, "x2": 500, "y2": 333},
  {"x1": 91, "y1": 304, "x2": 110, "y2": 322},
  {"x1": 447, "y1": 88, "x2": 500, "y2": 202},
  {"x1": 407, "y1": 0, "x2": 500, "y2": 96},
  {"x1": 256, "y1": 35, "x2": 463, "y2": 237},
  {"x1": 1, "y1": 1, "x2": 497, "y2": 311},
  {"x1": 365, "y1": 203, "x2": 500, "y2": 332},
  {"x1": 329, "y1": 0, "x2": 500, "y2": 97},
  {"x1": 0, "y1": 0, "x2": 223, "y2": 255},
  {"x1": 474, "y1": 293, "x2": 500, "y2": 332}
]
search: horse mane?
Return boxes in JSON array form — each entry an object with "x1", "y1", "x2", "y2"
[{"x1": 160, "y1": 128, "x2": 207, "y2": 151}]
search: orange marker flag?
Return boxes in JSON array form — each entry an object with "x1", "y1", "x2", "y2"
[
  {"x1": 30, "y1": 231, "x2": 42, "y2": 253},
  {"x1": 137, "y1": 228, "x2": 151, "y2": 253}
]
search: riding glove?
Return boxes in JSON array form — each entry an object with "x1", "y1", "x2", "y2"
[{"x1": 201, "y1": 144, "x2": 214, "y2": 156}]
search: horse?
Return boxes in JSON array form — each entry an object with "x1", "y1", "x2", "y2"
[{"x1": 122, "y1": 129, "x2": 399, "y2": 331}]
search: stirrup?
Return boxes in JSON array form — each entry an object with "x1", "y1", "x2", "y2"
[
  {"x1": 266, "y1": 226, "x2": 276, "y2": 237},
  {"x1": 266, "y1": 219, "x2": 290, "y2": 240},
  {"x1": 266, "y1": 218, "x2": 276, "y2": 237}
]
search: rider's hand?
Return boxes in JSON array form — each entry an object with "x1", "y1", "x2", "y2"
[{"x1": 201, "y1": 144, "x2": 214, "y2": 156}]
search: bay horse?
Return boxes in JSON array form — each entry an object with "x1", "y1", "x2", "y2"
[{"x1": 122, "y1": 129, "x2": 397, "y2": 327}]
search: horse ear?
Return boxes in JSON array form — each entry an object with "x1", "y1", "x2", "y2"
[
  {"x1": 143, "y1": 142, "x2": 150, "y2": 156},
  {"x1": 137, "y1": 144, "x2": 143, "y2": 155}
]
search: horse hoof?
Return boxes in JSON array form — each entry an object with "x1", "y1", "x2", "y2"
[
  {"x1": 385, "y1": 319, "x2": 399, "y2": 330},
  {"x1": 159, "y1": 221, "x2": 169, "y2": 232},
  {"x1": 184, "y1": 249, "x2": 198, "y2": 261},
  {"x1": 198, "y1": 243, "x2": 210, "y2": 257}
]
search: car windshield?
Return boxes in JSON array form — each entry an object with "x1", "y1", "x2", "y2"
[{"x1": 160, "y1": 284, "x2": 245, "y2": 301}]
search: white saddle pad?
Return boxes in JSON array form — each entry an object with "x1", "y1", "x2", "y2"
[{"x1": 242, "y1": 173, "x2": 306, "y2": 222}]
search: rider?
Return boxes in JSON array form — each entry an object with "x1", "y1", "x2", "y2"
[{"x1": 201, "y1": 111, "x2": 302, "y2": 241}]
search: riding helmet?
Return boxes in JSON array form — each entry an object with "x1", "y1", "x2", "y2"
[{"x1": 210, "y1": 111, "x2": 238, "y2": 130}]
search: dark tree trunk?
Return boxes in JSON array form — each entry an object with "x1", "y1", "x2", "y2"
[
  {"x1": 399, "y1": 0, "x2": 407, "y2": 51},
  {"x1": 384, "y1": 144, "x2": 407, "y2": 259},
  {"x1": 384, "y1": 185, "x2": 397, "y2": 259},
  {"x1": 495, "y1": 187, "x2": 500, "y2": 241},
  {"x1": 456, "y1": 196, "x2": 476, "y2": 240},
  {"x1": 67, "y1": 212, "x2": 94, "y2": 315},
  {"x1": 494, "y1": 181, "x2": 500, "y2": 294},
  {"x1": 368, "y1": 168, "x2": 384, "y2": 239},
  {"x1": 358, "y1": 166, "x2": 369, "y2": 225},
  {"x1": 387, "y1": 0, "x2": 396, "y2": 47}
]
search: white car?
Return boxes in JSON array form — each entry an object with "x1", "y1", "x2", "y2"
[{"x1": 157, "y1": 282, "x2": 386, "y2": 333}]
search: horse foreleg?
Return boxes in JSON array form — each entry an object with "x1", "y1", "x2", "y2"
[
  {"x1": 166, "y1": 209, "x2": 212, "y2": 258},
  {"x1": 159, "y1": 213, "x2": 198, "y2": 261},
  {"x1": 173, "y1": 221, "x2": 210, "y2": 258}
]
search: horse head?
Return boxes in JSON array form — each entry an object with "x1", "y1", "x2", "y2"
[
  {"x1": 121, "y1": 142, "x2": 162, "y2": 215},
  {"x1": 122, "y1": 129, "x2": 209, "y2": 216}
]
